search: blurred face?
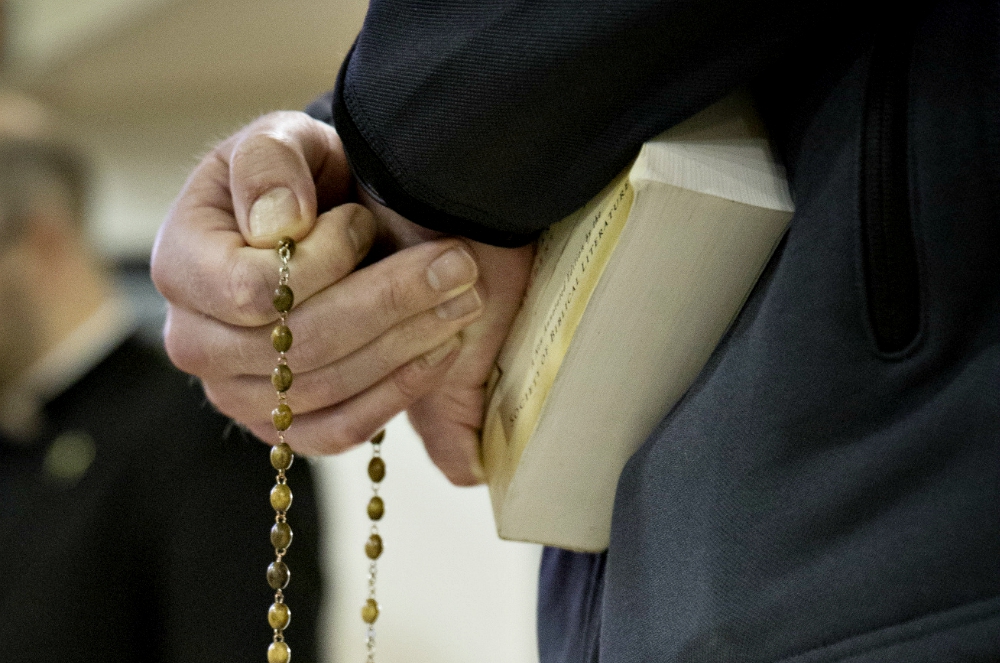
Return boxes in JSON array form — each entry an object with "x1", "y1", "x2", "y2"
[{"x1": 0, "y1": 234, "x2": 37, "y2": 394}]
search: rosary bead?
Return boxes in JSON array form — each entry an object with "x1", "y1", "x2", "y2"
[
  {"x1": 267, "y1": 561, "x2": 290, "y2": 590},
  {"x1": 267, "y1": 640, "x2": 291, "y2": 663},
  {"x1": 361, "y1": 598, "x2": 380, "y2": 624},
  {"x1": 367, "y1": 457, "x2": 386, "y2": 483},
  {"x1": 268, "y1": 602, "x2": 291, "y2": 630},
  {"x1": 270, "y1": 443, "x2": 294, "y2": 471},
  {"x1": 367, "y1": 496, "x2": 384, "y2": 521},
  {"x1": 272, "y1": 325, "x2": 293, "y2": 353},
  {"x1": 271, "y1": 522, "x2": 293, "y2": 550},
  {"x1": 270, "y1": 483, "x2": 293, "y2": 512},
  {"x1": 365, "y1": 534, "x2": 383, "y2": 560},
  {"x1": 273, "y1": 285, "x2": 294, "y2": 313},
  {"x1": 371, "y1": 430, "x2": 385, "y2": 445},
  {"x1": 272, "y1": 404, "x2": 293, "y2": 431},
  {"x1": 276, "y1": 236, "x2": 296, "y2": 258},
  {"x1": 272, "y1": 365, "x2": 293, "y2": 392}
]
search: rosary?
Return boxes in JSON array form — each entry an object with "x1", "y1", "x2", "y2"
[{"x1": 265, "y1": 237, "x2": 385, "y2": 663}]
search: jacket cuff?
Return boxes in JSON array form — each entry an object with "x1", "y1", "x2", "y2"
[{"x1": 320, "y1": 48, "x2": 538, "y2": 248}]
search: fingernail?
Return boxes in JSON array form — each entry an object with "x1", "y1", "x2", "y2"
[
  {"x1": 435, "y1": 288, "x2": 482, "y2": 320},
  {"x1": 427, "y1": 247, "x2": 477, "y2": 293},
  {"x1": 347, "y1": 208, "x2": 375, "y2": 257},
  {"x1": 249, "y1": 188, "x2": 299, "y2": 237},
  {"x1": 424, "y1": 335, "x2": 461, "y2": 366}
]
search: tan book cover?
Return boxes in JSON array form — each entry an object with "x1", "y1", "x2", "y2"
[{"x1": 481, "y1": 92, "x2": 795, "y2": 552}]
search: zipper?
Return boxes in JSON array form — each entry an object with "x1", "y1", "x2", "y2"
[{"x1": 859, "y1": 33, "x2": 920, "y2": 354}]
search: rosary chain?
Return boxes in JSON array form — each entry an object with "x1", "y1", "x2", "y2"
[
  {"x1": 363, "y1": 429, "x2": 386, "y2": 663},
  {"x1": 266, "y1": 237, "x2": 297, "y2": 663}
]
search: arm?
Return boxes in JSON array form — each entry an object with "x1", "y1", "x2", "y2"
[{"x1": 325, "y1": 0, "x2": 867, "y2": 242}]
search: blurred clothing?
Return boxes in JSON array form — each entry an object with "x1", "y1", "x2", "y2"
[
  {"x1": 0, "y1": 308, "x2": 323, "y2": 662},
  {"x1": 0, "y1": 298, "x2": 133, "y2": 440}
]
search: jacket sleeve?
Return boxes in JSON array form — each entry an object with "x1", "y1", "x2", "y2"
[{"x1": 310, "y1": 0, "x2": 863, "y2": 246}]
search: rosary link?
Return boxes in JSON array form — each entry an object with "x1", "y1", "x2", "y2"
[
  {"x1": 363, "y1": 429, "x2": 386, "y2": 663},
  {"x1": 267, "y1": 237, "x2": 296, "y2": 663}
]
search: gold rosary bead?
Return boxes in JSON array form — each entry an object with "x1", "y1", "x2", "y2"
[
  {"x1": 371, "y1": 430, "x2": 385, "y2": 445},
  {"x1": 271, "y1": 522, "x2": 293, "y2": 550},
  {"x1": 272, "y1": 365, "x2": 294, "y2": 392},
  {"x1": 368, "y1": 457, "x2": 386, "y2": 483},
  {"x1": 367, "y1": 496, "x2": 385, "y2": 521},
  {"x1": 361, "y1": 598, "x2": 380, "y2": 624},
  {"x1": 267, "y1": 561, "x2": 290, "y2": 590},
  {"x1": 365, "y1": 533, "x2": 383, "y2": 560},
  {"x1": 267, "y1": 640, "x2": 291, "y2": 663},
  {"x1": 270, "y1": 483, "x2": 293, "y2": 512},
  {"x1": 276, "y1": 236, "x2": 296, "y2": 258},
  {"x1": 273, "y1": 285, "x2": 294, "y2": 313},
  {"x1": 272, "y1": 325, "x2": 293, "y2": 353},
  {"x1": 270, "y1": 443, "x2": 294, "y2": 471},
  {"x1": 272, "y1": 404, "x2": 293, "y2": 431},
  {"x1": 268, "y1": 602, "x2": 291, "y2": 630}
]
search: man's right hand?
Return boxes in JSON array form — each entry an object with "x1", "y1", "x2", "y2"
[{"x1": 151, "y1": 112, "x2": 486, "y2": 457}]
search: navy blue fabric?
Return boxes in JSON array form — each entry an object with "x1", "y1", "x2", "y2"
[
  {"x1": 538, "y1": 549, "x2": 606, "y2": 663},
  {"x1": 328, "y1": 1, "x2": 875, "y2": 245},
  {"x1": 316, "y1": 0, "x2": 1000, "y2": 660},
  {"x1": 601, "y1": 4, "x2": 1000, "y2": 661}
]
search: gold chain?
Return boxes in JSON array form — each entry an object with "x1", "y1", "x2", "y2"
[
  {"x1": 362, "y1": 429, "x2": 386, "y2": 662},
  {"x1": 266, "y1": 237, "x2": 296, "y2": 663},
  {"x1": 262, "y1": 236, "x2": 389, "y2": 663}
]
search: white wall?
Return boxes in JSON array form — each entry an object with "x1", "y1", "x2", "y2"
[{"x1": 314, "y1": 415, "x2": 541, "y2": 663}]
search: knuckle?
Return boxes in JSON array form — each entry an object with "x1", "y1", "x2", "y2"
[
  {"x1": 199, "y1": 382, "x2": 240, "y2": 421},
  {"x1": 320, "y1": 416, "x2": 367, "y2": 454},
  {"x1": 291, "y1": 316, "x2": 336, "y2": 372},
  {"x1": 222, "y1": 256, "x2": 273, "y2": 325},
  {"x1": 368, "y1": 342, "x2": 399, "y2": 381},
  {"x1": 379, "y1": 271, "x2": 413, "y2": 319},
  {"x1": 390, "y1": 361, "x2": 428, "y2": 403},
  {"x1": 302, "y1": 370, "x2": 349, "y2": 411},
  {"x1": 162, "y1": 319, "x2": 204, "y2": 375}
]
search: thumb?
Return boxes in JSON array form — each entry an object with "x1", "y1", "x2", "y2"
[{"x1": 226, "y1": 111, "x2": 351, "y2": 248}]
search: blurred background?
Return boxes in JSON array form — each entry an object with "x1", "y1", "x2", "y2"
[{"x1": 0, "y1": 1, "x2": 541, "y2": 661}]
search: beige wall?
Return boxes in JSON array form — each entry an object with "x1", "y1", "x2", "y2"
[{"x1": 3, "y1": 2, "x2": 542, "y2": 661}]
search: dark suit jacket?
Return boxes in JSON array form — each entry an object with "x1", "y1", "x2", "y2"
[{"x1": 0, "y1": 338, "x2": 323, "y2": 662}]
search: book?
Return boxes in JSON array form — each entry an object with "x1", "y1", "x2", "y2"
[{"x1": 481, "y1": 92, "x2": 795, "y2": 552}]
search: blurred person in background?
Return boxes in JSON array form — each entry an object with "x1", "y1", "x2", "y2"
[{"x1": 0, "y1": 90, "x2": 324, "y2": 662}]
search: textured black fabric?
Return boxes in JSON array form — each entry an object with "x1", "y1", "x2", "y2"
[
  {"x1": 320, "y1": 0, "x2": 1000, "y2": 660},
  {"x1": 0, "y1": 339, "x2": 324, "y2": 663},
  {"x1": 325, "y1": 1, "x2": 874, "y2": 244}
]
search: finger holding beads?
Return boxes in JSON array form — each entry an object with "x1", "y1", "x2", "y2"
[
  {"x1": 155, "y1": 188, "x2": 375, "y2": 330},
  {"x1": 202, "y1": 321, "x2": 469, "y2": 426},
  {"x1": 243, "y1": 336, "x2": 462, "y2": 455}
]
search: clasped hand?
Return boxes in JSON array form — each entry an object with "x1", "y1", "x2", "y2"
[{"x1": 151, "y1": 111, "x2": 533, "y2": 485}]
